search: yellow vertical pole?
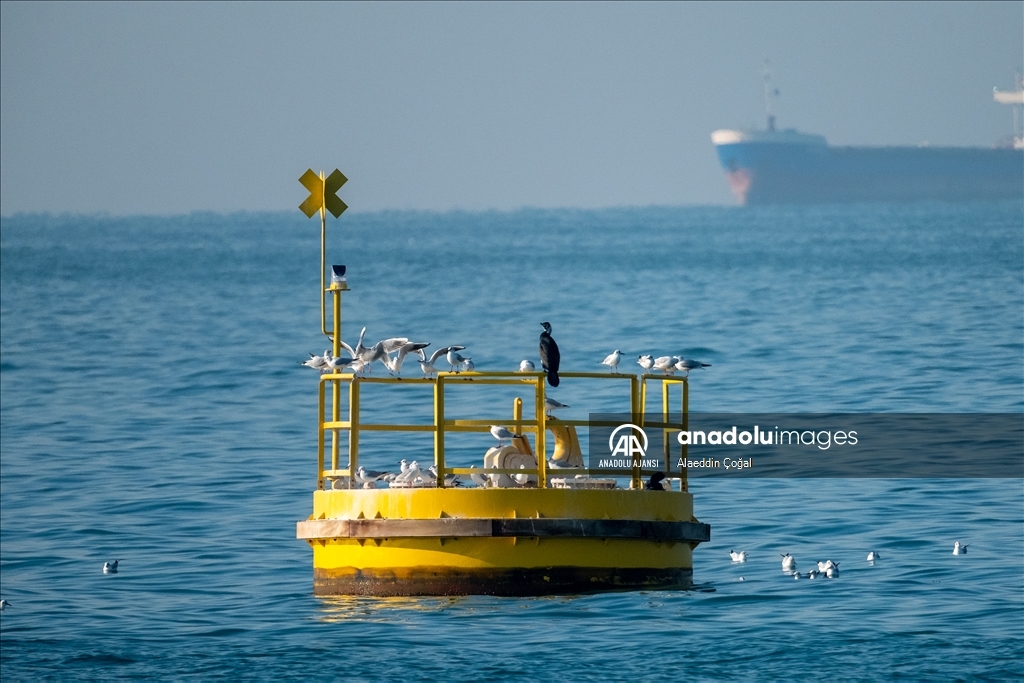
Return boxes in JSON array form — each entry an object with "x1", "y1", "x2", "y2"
[
  {"x1": 536, "y1": 377, "x2": 546, "y2": 488},
  {"x1": 349, "y1": 378, "x2": 360, "y2": 489},
  {"x1": 640, "y1": 378, "x2": 648, "y2": 427},
  {"x1": 320, "y1": 171, "x2": 330, "y2": 336},
  {"x1": 513, "y1": 397, "x2": 523, "y2": 435},
  {"x1": 317, "y1": 380, "x2": 326, "y2": 490},
  {"x1": 630, "y1": 375, "x2": 639, "y2": 424},
  {"x1": 434, "y1": 375, "x2": 445, "y2": 488},
  {"x1": 681, "y1": 378, "x2": 689, "y2": 492},
  {"x1": 662, "y1": 380, "x2": 671, "y2": 489},
  {"x1": 330, "y1": 288, "x2": 341, "y2": 475}
]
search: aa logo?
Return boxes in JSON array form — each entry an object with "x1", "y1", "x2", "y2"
[{"x1": 608, "y1": 424, "x2": 649, "y2": 459}]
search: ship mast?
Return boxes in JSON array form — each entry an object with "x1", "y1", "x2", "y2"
[
  {"x1": 992, "y1": 72, "x2": 1024, "y2": 149},
  {"x1": 763, "y1": 59, "x2": 778, "y2": 131}
]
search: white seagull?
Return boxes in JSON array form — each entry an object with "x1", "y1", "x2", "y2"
[
  {"x1": 637, "y1": 355, "x2": 654, "y2": 372},
  {"x1": 518, "y1": 359, "x2": 535, "y2": 373},
  {"x1": 781, "y1": 553, "x2": 797, "y2": 571},
  {"x1": 653, "y1": 356, "x2": 676, "y2": 375},
  {"x1": 513, "y1": 464, "x2": 530, "y2": 486},
  {"x1": 490, "y1": 425, "x2": 517, "y2": 447},
  {"x1": 674, "y1": 358, "x2": 712, "y2": 376},
  {"x1": 427, "y1": 465, "x2": 461, "y2": 487},
  {"x1": 446, "y1": 348, "x2": 470, "y2": 373},
  {"x1": 953, "y1": 541, "x2": 968, "y2": 555},
  {"x1": 867, "y1": 551, "x2": 881, "y2": 562},
  {"x1": 103, "y1": 559, "x2": 121, "y2": 574},
  {"x1": 544, "y1": 397, "x2": 569, "y2": 417},
  {"x1": 601, "y1": 350, "x2": 624, "y2": 373},
  {"x1": 383, "y1": 341, "x2": 430, "y2": 377},
  {"x1": 301, "y1": 351, "x2": 330, "y2": 371},
  {"x1": 470, "y1": 472, "x2": 489, "y2": 488},
  {"x1": 419, "y1": 346, "x2": 465, "y2": 377},
  {"x1": 730, "y1": 550, "x2": 747, "y2": 562},
  {"x1": 395, "y1": 460, "x2": 421, "y2": 484},
  {"x1": 461, "y1": 358, "x2": 475, "y2": 372},
  {"x1": 0, "y1": 599, "x2": 10, "y2": 610},
  {"x1": 826, "y1": 562, "x2": 840, "y2": 578},
  {"x1": 355, "y1": 466, "x2": 391, "y2": 488}
]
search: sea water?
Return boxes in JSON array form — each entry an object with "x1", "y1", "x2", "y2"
[{"x1": 1, "y1": 203, "x2": 1021, "y2": 678}]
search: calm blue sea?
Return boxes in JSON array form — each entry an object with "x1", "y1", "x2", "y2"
[{"x1": 1, "y1": 203, "x2": 1022, "y2": 679}]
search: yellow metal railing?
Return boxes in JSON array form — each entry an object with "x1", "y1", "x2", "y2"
[
  {"x1": 315, "y1": 368, "x2": 690, "y2": 491},
  {"x1": 316, "y1": 278, "x2": 689, "y2": 492}
]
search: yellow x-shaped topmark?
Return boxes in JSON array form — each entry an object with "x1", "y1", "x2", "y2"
[{"x1": 299, "y1": 169, "x2": 348, "y2": 218}]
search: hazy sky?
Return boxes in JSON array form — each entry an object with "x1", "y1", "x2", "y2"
[{"x1": 2, "y1": 1, "x2": 1021, "y2": 214}]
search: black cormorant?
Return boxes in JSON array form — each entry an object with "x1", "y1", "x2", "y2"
[{"x1": 539, "y1": 322, "x2": 560, "y2": 387}]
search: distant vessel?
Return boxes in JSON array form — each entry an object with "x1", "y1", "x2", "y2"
[{"x1": 711, "y1": 73, "x2": 1024, "y2": 205}]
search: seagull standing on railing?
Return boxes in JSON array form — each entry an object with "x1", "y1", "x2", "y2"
[
  {"x1": 544, "y1": 397, "x2": 569, "y2": 417},
  {"x1": 490, "y1": 425, "x2": 517, "y2": 447},
  {"x1": 518, "y1": 359, "x2": 535, "y2": 373},
  {"x1": 383, "y1": 341, "x2": 430, "y2": 377},
  {"x1": 601, "y1": 350, "x2": 624, "y2": 373},
  {"x1": 446, "y1": 348, "x2": 470, "y2": 373},
  {"x1": 637, "y1": 355, "x2": 654, "y2": 372},
  {"x1": 323, "y1": 353, "x2": 359, "y2": 374},
  {"x1": 539, "y1": 322, "x2": 560, "y2": 387},
  {"x1": 674, "y1": 358, "x2": 712, "y2": 377},
  {"x1": 462, "y1": 358, "x2": 475, "y2": 372},
  {"x1": 418, "y1": 346, "x2": 463, "y2": 377},
  {"x1": 653, "y1": 356, "x2": 676, "y2": 375}
]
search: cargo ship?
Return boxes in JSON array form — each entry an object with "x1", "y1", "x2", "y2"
[{"x1": 712, "y1": 81, "x2": 1024, "y2": 205}]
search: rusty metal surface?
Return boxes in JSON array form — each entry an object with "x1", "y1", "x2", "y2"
[
  {"x1": 298, "y1": 518, "x2": 711, "y2": 542},
  {"x1": 313, "y1": 565, "x2": 694, "y2": 596}
]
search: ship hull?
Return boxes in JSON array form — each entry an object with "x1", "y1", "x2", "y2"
[{"x1": 714, "y1": 141, "x2": 1023, "y2": 205}]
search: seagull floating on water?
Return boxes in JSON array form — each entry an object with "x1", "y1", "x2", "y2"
[
  {"x1": 544, "y1": 397, "x2": 569, "y2": 417},
  {"x1": 781, "y1": 553, "x2": 797, "y2": 571},
  {"x1": 490, "y1": 425, "x2": 517, "y2": 447},
  {"x1": 730, "y1": 550, "x2": 747, "y2": 562},
  {"x1": 601, "y1": 350, "x2": 624, "y2": 373},
  {"x1": 103, "y1": 559, "x2": 121, "y2": 574},
  {"x1": 826, "y1": 563, "x2": 840, "y2": 578},
  {"x1": 518, "y1": 359, "x2": 535, "y2": 373},
  {"x1": 867, "y1": 551, "x2": 880, "y2": 562},
  {"x1": 953, "y1": 541, "x2": 968, "y2": 555},
  {"x1": 0, "y1": 599, "x2": 10, "y2": 610},
  {"x1": 539, "y1": 322, "x2": 561, "y2": 387}
]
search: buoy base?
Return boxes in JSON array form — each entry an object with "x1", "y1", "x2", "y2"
[{"x1": 313, "y1": 565, "x2": 693, "y2": 596}]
